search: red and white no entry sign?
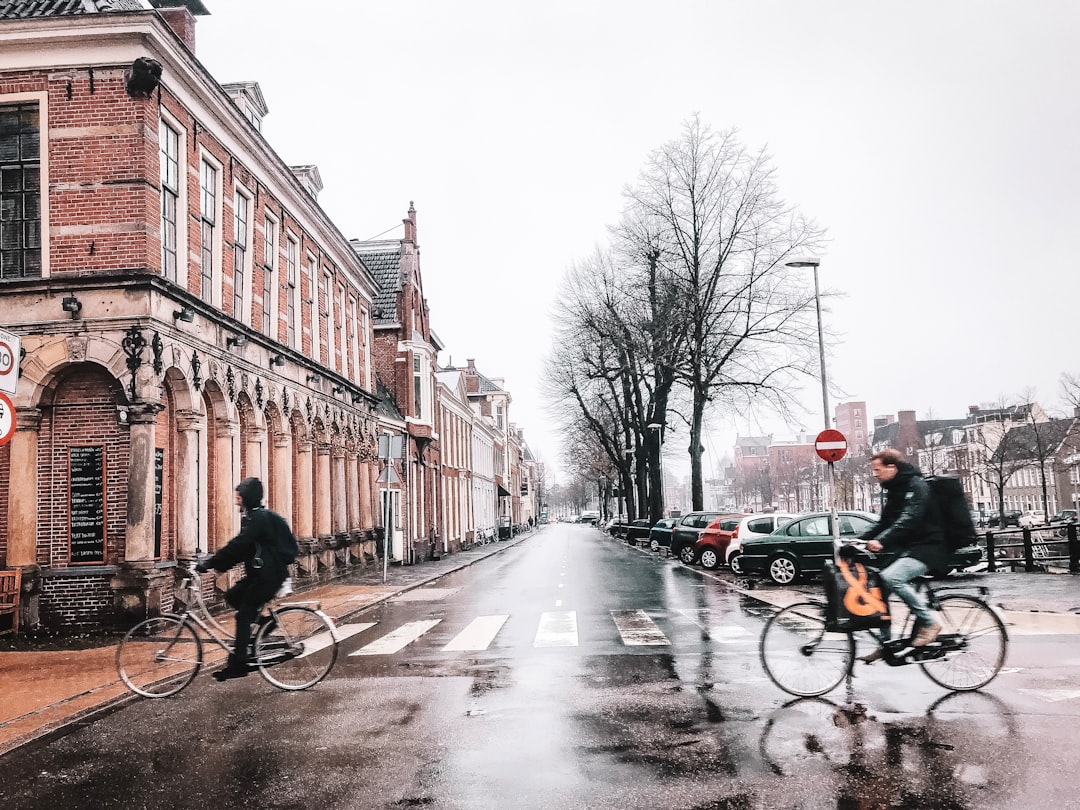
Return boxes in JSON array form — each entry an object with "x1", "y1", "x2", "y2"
[
  {"x1": 815, "y1": 429, "x2": 847, "y2": 462},
  {"x1": 0, "y1": 391, "x2": 15, "y2": 447}
]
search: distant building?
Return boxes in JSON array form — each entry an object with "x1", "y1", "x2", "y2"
[{"x1": 834, "y1": 401, "x2": 869, "y2": 455}]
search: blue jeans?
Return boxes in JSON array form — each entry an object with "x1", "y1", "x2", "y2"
[{"x1": 878, "y1": 556, "x2": 936, "y2": 640}]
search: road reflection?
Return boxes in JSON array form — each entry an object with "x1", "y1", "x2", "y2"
[{"x1": 758, "y1": 691, "x2": 1019, "y2": 808}]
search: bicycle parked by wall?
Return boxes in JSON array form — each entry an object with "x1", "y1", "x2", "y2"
[
  {"x1": 116, "y1": 562, "x2": 339, "y2": 697},
  {"x1": 759, "y1": 556, "x2": 1008, "y2": 698}
]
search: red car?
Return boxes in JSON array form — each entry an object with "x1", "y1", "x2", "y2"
[{"x1": 691, "y1": 515, "x2": 746, "y2": 569}]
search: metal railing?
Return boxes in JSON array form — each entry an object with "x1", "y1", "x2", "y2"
[{"x1": 980, "y1": 522, "x2": 1080, "y2": 573}]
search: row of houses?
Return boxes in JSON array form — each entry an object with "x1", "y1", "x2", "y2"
[
  {"x1": 729, "y1": 402, "x2": 1080, "y2": 519},
  {"x1": 0, "y1": 0, "x2": 543, "y2": 633}
]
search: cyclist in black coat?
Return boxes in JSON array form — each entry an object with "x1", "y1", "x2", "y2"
[
  {"x1": 196, "y1": 477, "x2": 296, "y2": 681},
  {"x1": 858, "y1": 449, "x2": 946, "y2": 663}
]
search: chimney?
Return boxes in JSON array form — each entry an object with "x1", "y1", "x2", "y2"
[
  {"x1": 149, "y1": 1, "x2": 209, "y2": 53},
  {"x1": 403, "y1": 202, "x2": 417, "y2": 243},
  {"x1": 466, "y1": 358, "x2": 476, "y2": 373},
  {"x1": 969, "y1": 405, "x2": 980, "y2": 415}
]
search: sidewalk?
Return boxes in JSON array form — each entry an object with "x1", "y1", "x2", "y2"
[
  {"x1": 1, "y1": 533, "x2": 1077, "y2": 757},
  {"x1": 0, "y1": 532, "x2": 535, "y2": 757}
]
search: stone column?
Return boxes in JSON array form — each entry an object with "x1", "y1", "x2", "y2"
[
  {"x1": 174, "y1": 410, "x2": 205, "y2": 560},
  {"x1": 213, "y1": 418, "x2": 238, "y2": 548},
  {"x1": 346, "y1": 450, "x2": 359, "y2": 535},
  {"x1": 294, "y1": 438, "x2": 314, "y2": 541},
  {"x1": 315, "y1": 442, "x2": 331, "y2": 539},
  {"x1": 332, "y1": 445, "x2": 347, "y2": 536},
  {"x1": 7, "y1": 408, "x2": 41, "y2": 630},
  {"x1": 244, "y1": 426, "x2": 267, "y2": 485},
  {"x1": 112, "y1": 403, "x2": 169, "y2": 623},
  {"x1": 272, "y1": 429, "x2": 292, "y2": 520},
  {"x1": 358, "y1": 461, "x2": 373, "y2": 530}
]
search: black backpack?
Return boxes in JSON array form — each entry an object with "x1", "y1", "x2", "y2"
[{"x1": 926, "y1": 476, "x2": 978, "y2": 550}]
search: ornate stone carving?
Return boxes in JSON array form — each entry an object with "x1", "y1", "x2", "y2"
[{"x1": 67, "y1": 336, "x2": 87, "y2": 362}]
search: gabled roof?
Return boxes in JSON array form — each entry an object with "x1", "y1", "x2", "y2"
[
  {"x1": 994, "y1": 418, "x2": 1076, "y2": 464},
  {"x1": 351, "y1": 239, "x2": 401, "y2": 326},
  {"x1": 374, "y1": 376, "x2": 403, "y2": 422}
]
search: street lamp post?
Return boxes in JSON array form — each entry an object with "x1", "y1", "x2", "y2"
[
  {"x1": 647, "y1": 423, "x2": 665, "y2": 518},
  {"x1": 786, "y1": 257, "x2": 838, "y2": 547}
]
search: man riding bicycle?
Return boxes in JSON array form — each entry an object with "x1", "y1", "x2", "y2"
[
  {"x1": 858, "y1": 448, "x2": 947, "y2": 664},
  {"x1": 196, "y1": 477, "x2": 297, "y2": 681}
]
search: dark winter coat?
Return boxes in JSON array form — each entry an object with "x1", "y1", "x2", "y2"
[
  {"x1": 202, "y1": 481, "x2": 296, "y2": 610},
  {"x1": 861, "y1": 461, "x2": 949, "y2": 572}
]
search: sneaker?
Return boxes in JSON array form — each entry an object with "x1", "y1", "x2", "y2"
[
  {"x1": 858, "y1": 648, "x2": 885, "y2": 665},
  {"x1": 912, "y1": 622, "x2": 942, "y2": 647},
  {"x1": 213, "y1": 654, "x2": 251, "y2": 682}
]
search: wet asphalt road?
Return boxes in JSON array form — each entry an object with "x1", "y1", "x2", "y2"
[{"x1": 4, "y1": 523, "x2": 1080, "y2": 810}]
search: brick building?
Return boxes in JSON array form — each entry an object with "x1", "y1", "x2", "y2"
[
  {"x1": 0, "y1": 1, "x2": 386, "y2": 632},
  {"x1": 352, "y1": 205, "x2": 444, "y2": 563}
]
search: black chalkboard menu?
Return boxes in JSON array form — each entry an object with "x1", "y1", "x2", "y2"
[
  {"x1": 154, "y1": 448, "x2": 163, "y2": 558},
  {"x1": 69, "y1": 445, "x2": 105, "y2": 564}
]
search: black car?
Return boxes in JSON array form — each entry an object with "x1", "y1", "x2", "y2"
[
  {"x1": 670, "y1": 511, "x2": 745, "y2": 565},
  {"x1": 623, "y1": 519, "x2": 652, "y2": 545},
  {"x1": 648, "y1": 517, "x2": 676, "y2": 552},
  {"x1": 985, "y1": 510, "x2": 1022, "y2": 528},
  {"x1": 739, "y1": 511, "x2": 984, "y2": 585}
]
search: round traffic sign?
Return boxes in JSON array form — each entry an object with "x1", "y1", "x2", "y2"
[
  {"x1": 0, "y1": 340, "x2": 14, "y2": 377},
  {"x1": 0, "y1": 391, "x2": 15, "y2": 447},
  {"x1": 815, "y1": 429, "x2": 847, "y2": 462}
]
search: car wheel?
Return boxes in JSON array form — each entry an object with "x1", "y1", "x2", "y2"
[
  {"x1": 650, "y1": 538, "x2": 660, "y2": 552},
  {"x1": 700, "y1": 548, "x2": 720, "y2": 570},
  {"x1": 767, "y1": 555, "x2": 800, "y2": 585},
  {"x1": 728, "y1": 551, "x2": 744, "y2": 575},
  {"x1": 678, "y1": 545, "x2": 697, "y2": 565}
]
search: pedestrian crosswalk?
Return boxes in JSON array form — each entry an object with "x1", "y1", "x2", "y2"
[{"x1": 342, "y1": 608, "x2": 757, "y2": 657}]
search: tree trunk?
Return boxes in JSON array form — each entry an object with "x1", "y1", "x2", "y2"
[{"x1": 689, "y1": 388, "x2": 707, "y2": 511}]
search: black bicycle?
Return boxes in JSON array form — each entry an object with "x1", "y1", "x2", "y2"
[{"x1": 759, "y1": 571, "x2": 1008, "y2": 698}]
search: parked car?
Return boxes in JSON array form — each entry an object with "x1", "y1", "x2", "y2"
[
  {"x1": 623, "y1": 519, "x2": 652, "y2": 545},
  {"x1": 670, "y1": 512, "x2": 745, "y2": 565},
  {"x1": 580, "y1": 510, "x2": 601, "y2": 525},
  {"x1": 648, "y1": 517, "x2": 677, "y2": 552},
  {"x1": 724, "y1": 512, "x2": 799, "y2": 574},
  {"x1": 985, "y1": 510, "x2": 1022, "y2": 528},
  {"x1": 1051, "y1": 509, "x2": 1078, "y2": 523},
  {"x1": 605, "y1": 516, "x2": 629, "y2": 537},
  {"x1": 1018, "y1": 510, "x2": 1047, "y2": 528},
  {"x1": 738, "y1": 511, "x2": 984, "y2": 585},
  {"x1": 693, "y1": 515, "x2": 746, "y2": 570}
]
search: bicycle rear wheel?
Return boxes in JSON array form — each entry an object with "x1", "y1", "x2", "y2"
[
  {"x1": 255, "y1": 606, "x2": 338, "y2": 690},
  {"x1": 760, "y1": 602, "x2": 854, "y2": 697},
  {"x1": 919, "y1": 595, "x2": 1007, "y2": 691},
  {"x1": 116, "y1": 615, "x2": 202, "y2": 698}
]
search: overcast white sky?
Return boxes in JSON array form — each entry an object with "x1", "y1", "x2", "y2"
[{"x1": 197, "y1": 1, "x2": 1080, "y2": 480}]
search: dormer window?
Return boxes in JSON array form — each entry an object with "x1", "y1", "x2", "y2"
[{"x1": 221, "y1": 81, "x2": 268, "y2": 132}]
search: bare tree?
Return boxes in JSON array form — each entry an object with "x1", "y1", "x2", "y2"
[{"x1": 623, "y1": 117, "x2": 826, "y2": 511}]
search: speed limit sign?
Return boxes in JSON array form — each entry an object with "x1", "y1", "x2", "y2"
[
  {"x1": 0, "y1": 391, "x2": 15, "y2": 447},
  {"x1": 0, "y1": 326, "x2": 21, "y2": 396}
]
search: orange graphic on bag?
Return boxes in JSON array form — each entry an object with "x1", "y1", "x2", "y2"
[{"x1": 838, "y1": 559, "x2": 889, "y2": 619}]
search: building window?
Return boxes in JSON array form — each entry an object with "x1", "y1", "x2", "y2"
[
  {"x1": 262, "y1": 215, "x2": 276, "y2": 336},
  {"x1": 335, "y1": 283, "x2": 345, "y2": 372},
  {"x1": 199, "y1": 160, "x2": 218, "y2": 304},
  {"x1": 233, "y1": 192, "x2": 250, "y2": 322},
  {"x1": 0, "y1": 102, "x2": 41, "y2": 279},
  {"x1": 321, "y1": 271, "x2": 332, "y2": 367},
  {"x1": 159, "y1": 120, "x2": 179, "y2": 283},
  {"x1": 286, "y1": 236, "x2": 298, "y2": 348},
  {"x1": 307, "y1": 255, "x2": 319, "y2": 357},
  {"x1": 496, "y1": 404, "x2": 504, "y2": 431},
  {"x1": 413, "y1": 355, "x2": 422, "y2": 417}
]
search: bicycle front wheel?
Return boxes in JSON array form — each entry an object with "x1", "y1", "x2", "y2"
[
  {"x1": 116, "y1": 615, "x2": 202, "y2": 698},
  {"x1": 255, "y1": 606, "x2": 338, "y2": 690},
  {"x1": 760, "y1": 602, "x2": 854, "y2": 697},
  {"x1": 919, "y1": 595, "x2": 1007, "y2": 691}
]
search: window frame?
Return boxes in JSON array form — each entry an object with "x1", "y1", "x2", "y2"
[
  {"x1": 0, "y1": 95, "x2": 46, "y2": 280},
  {"x1": 261, "y1": 212, "x2": 278, "y2": 337},
  {"x1": 198, "y1": 154, "x2": 223, "y2": 306},
  {"x1": 158, "y1": 117, "x2": 182, "y2": 283},
  {"x1": 232, "y1": 187, "x2": 253, "y2": 324}
]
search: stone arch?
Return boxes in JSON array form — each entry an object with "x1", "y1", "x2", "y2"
[{"x1": 201, "y1": 380, "x2": 235, "y2": 551}]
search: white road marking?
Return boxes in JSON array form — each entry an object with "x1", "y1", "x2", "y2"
[
  {"x1": 391, "y1": 587, "x2": 462, "y2": 602},
  {"x1": 295, "y1": 621, "x2": 373, "y2": 657},
  {"x1": 1017, "y1": 688, "x2": 1080, "y2": 703},
  {"x1": 534, "y1": 611, "x2": 578, "y2": 647},
  {"x1": 678, "y1": 609, "x2": 754, "y2": 642},
  {"x1": 442, "y1": 615, "x2": 510, "y2": 651},
  {"x1": 611, "y1": 609, "x2": 670, "y2": 646},
  {"x1": 349, "y1": 619, "x2": 441, "y2": 655}
]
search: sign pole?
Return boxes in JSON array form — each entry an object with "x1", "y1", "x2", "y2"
[{"x1": 815, "y1": 430, "x2": 848, "y2": 558}]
